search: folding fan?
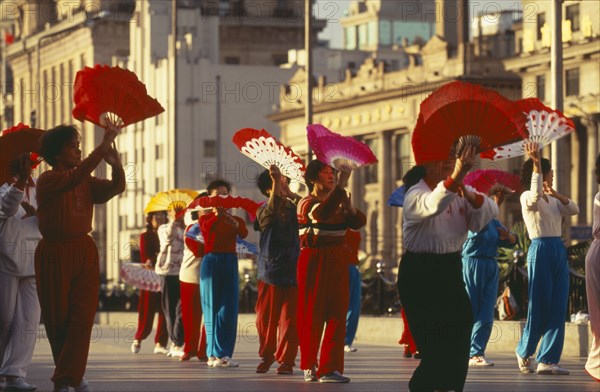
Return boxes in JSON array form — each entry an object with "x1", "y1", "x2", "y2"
[
  {"x1": 412, "y1": 81, "x2": 527, "y2": 164},
  {"x1": 387, "y1": 185, "x2": 407, "y2": 207},
  {"x1": 120, "y1": 263, "x2": 162, "y2": 292},
  {"x1": 186, "y1": 195, "x2": 261, "y2": 217},
  {"x1": 144, "y1": 189, "x2": 199, "y2": 214},
  {"x1": 232, "y1": 128, "x2": 306, "y2": 183},
  {"x1": 0, "y1": 123, "x2": 45, "y2": 184},
  {"x1": 72, "y1": 64, "x2": 165, "y2": 129},
  {"x1": 306, "y1": 124, "x2": 378, "y2": 172},
  {"x1": 463, "y1": 169, "x2": 521, "y2": 195},
  {"x1": 480, "y1": 98, "x2": 575, "y2": 161}
]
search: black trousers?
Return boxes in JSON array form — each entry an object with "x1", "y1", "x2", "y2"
[
  {"x1": 161, "y1": 275, "x2": 184, "y2": 347},
  {"x1": 397, "y1": 252, "x2": 473, "y2": 392}
]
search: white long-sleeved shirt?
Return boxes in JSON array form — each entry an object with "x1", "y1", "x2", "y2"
[
  {"x1": 0, "y1": 181, "x2": 42, "y2": 276},
  {"x1": 521, "y1": 172, "x2": 579, "y2": 239},
  {"x1": 402, "y1": 179, "x2": 498, "y2": 254},
  {"x1": 155, "y1": 221, "x2": 185, "y2": 276}
]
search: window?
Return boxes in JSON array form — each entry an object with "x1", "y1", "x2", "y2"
[
  {"x1": 395, "y1": 134, "x2": 411, "y2": 180},
  {"x1": 204, "y1": 140, "x2": 216, "y2": 158},
  {"x1": 566, "y1": 4, "x2": 579, "y2": 32},
  {"x1": 536, "y1": 12, "x2": 546, "y2": 40},
  {"x1": 155, "y1": 144, "x2": 164, "y2": 160},
  {"x1": 565, "y1": 68, "x2": 579, "y2": 96},
  {"x1": 225, "y1": 56, "x2": 240, "y2": 65},
  {"x1": 344, "y1": 27, "x2": 357, "y2": 50},
  {"x1": 363, "y1": 138, "x2": 378, "y2": 184},
  {"x1": 379, "y1": 20, "x2": 392, "y2": 46},
  {"x1": 536, "y1": 75, "x2": 545, "y2": 101}
]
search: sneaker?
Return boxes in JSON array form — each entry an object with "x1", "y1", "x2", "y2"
[
  {"x1": 153, "y1": 344, "x2": 169, "y2": 355},
  {"x1": 207, "y1": 356, "x2": 218, "y2": 367},
  {"x1": 403, "y1": 346, "x2": 412, "y2": 358},
  {"x1": 215, "y1": 356, "x2": 239, "y2": 367},
  {"x1": 344, "y1": 345, "x2": 357, "y2": 353},
  {"x1": 303, "y1": 368, "x2": 318, "y2": 382},
  {"x1": 516, "y1": 351, "x2": 535, "y2": 374},
  {"x1": 537, "y1": 363, "x2": 569, "y2": 375},
  {"x1": 74, "y1": 379, "x2": 93, "y2": 392},
  {"x1": 131, "y1": 340, "x2": 141, "y2": 354},
  {"x1": 4, "y1": 377, "x2": 37, "y2": 391},
  {"x1": 413, "y1": 351, "x2": 422, "y2": 359},
  {"x1": 469, "y1": 356, "x2": 494, "y2": 367},
  {"x1": 256, "y1": 358, "x2": 274, "y2": 373},
  {"x1": 276, "y1": 363, "x2": 293, "y2": 375},
  {"x1": 319, "y1": 371, "x2": 350, "y2": 383},
  {"x1": 169, "y1": 346, "x2": 185, "y2": 359}
]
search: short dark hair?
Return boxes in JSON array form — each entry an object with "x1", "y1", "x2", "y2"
[
  {"x1": 402, "y1": 165, "x2": 426, "y2": 192},
  {"x1": 521, "y1": 157, "x2": 552, "y2": 189},
  {"x1": 304, "y1": 159, "x2": 328, "y2": 193},
  {"x1": 39, "y1": 125, "x2": 79, "y2": 167},
  {"x1": 145, "y1": 211, "x2": 166, "y2": 232},
  {"x1": 257, "y1": 170, "x2": 272, "y2": 197},
  {"x1": 207, "y1": 179, "x2": 231, "y2": 194}
]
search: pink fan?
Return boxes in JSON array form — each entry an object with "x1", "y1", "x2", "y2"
[
  {"x1": 120, "y1": 263, "x2": 161, "y2": 292},
  {"x1": 306, "y1": 124, "x2": 377, "y2": 172},
  {"x1": 232, "y1": 128, "x2": 305, "y2": 183},
  {"x1": 481, "y1": 98, "x2": 574, "y2": 161},
  {"x1": 463, "y1": 169, "x2": 522, "y2": 195}
]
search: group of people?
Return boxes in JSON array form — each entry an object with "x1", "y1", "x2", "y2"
[{"x1": 0, "y1": 121, "x2": 599, "y2": 392}]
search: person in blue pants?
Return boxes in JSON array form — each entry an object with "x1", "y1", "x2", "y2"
[
  {"x1": 462, "y1": 183, "x2": 517, "y2": 367},
  {"x1": 516, "y1": 141, "x2": 579, "y2": 375},
  {"x1": 344, "y1": 230, "x2": 361, "y2": 352}
]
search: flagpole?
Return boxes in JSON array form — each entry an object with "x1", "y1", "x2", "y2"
[
  {"x1": 305, "y1": 0, "x2": 313, "y2": 161},
  {"x1": 1, "y1": 31, "x2": 6, "y2": 129}
]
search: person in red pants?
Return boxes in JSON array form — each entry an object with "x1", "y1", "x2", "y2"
[
  {"x1": 399, "y1": 308, "x2": 420, "y2": 359},
  {"x1": 35, "y1": 124, "x2": 124, "y2": 392},
  {"x1": 179, "y1": 205, "x2": 208, "y2": 362},
  {"x1": 297, "y1": 160, "x2": 366, "y2": 383},
  {"x1": 254, "y1": 166, "x2": 301, "y2": 375},
  {"x1": 131, "y1": 211, "x2": 169, "y2": 355}
]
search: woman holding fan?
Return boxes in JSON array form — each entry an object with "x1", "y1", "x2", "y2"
[
  {"x1": 297, "y1": 161, "x2": 366, "y2": 383},
  {"x1": 200, "y1": 180, "x2": 248, "y2": 367},
  {"x1": 397, "y1": 138, "x2": 498, "y2": 392},
  {"x1": 515, "y1": 141, "x2": 579, "y2": 375}
]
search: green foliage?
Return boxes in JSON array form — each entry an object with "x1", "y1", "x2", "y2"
[
  {"x1": 497, "y1": 221, "x2": 530, "y2": 263},
  {"x1": 567, "y1": 240, "x2": 591, "y2": 276}
]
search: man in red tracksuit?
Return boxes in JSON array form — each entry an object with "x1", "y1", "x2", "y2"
[
  {"x1": 297, "y1": 160, "x2": 366, "y2": 383},
  {"x1": 35, "y1": 124, "x2": 124, "y2": 392},
  {"x1": 254, "y1": 165, "x2": 301, "y2": 375}
]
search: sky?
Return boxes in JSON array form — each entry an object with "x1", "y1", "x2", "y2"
[{"x1": 316, "y1": 0, "x2": 520, "y2": 48}]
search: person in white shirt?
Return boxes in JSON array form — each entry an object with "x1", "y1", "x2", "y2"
[
  {"x1": 515, "y1": 142, "x2": 579, "y2": 376},
  {"x1": 0, "y1": 154, "x2": 42, "y2": 391},
  {"x1": 155, "y1": 209, "x2": 186, "y2": 358},
  {"x1": 585, "y1": 154, "x2": 600, "y2": 381},
  {"x1": 397, "y1": 140, "x2": 498, "y2": 392}
]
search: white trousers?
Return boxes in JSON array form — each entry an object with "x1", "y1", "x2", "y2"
[{"x1": 0, "y1": 272, "x2": 40, "y2": 378}]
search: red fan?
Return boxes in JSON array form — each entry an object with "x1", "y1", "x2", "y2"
[
  {"x1": 463, "y1": 169, "x2": 522, "y2": 195},
  {"x1": 120, "y1": 263, "x2": 161, "y2": 292},
  {"x1": 480, "y1": 98, "x2": 575, "y2": 161},
  {"x1": 0, "y1": 123, "x2": 45, "y2": 184},
  {"x1": 232, "y1": 128, "x2": 306, "y2": 183},
  {"x1": 72, "y1": 64, "x2": 164, "y2": 129},
  {"x1": 187, "y1": 195, "x2": 261, "y2": 218},
  {"x1": 412, "y1": 81, "x2": 527, "y2": 164},
  {"x1": 306, "y1": 124, "x2": 378, "y2": 172}
]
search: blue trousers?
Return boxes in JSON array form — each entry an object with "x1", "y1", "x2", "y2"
[
  {"x1": 200, "y1": 253, "x2": 239, "y2": 358},
  {"x1": 462, "y1": 257, "x2": 498, "y2": 357},
  {"x1": 345, "y1": 265, "x2": 361, "y2": 346},
  {"x1": 516, "y1": 237, "x2": 569, "y2": 364}
]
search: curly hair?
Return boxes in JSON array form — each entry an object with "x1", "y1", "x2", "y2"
[
  {"x1": 402, "y1": 165, "x2": 426, "y2": 192},
  {"x1": 39, "y1": 125, "x2": 79, "y2": 167},
  {"x1": 207, "y1": 179, "x2": 231, "y2": 194},
  {"x1": 521, "y1": 157, "x2": 552, "y2": 189},
  {"x1": 304, "y1": 159, "x2": 328, "y2": 193}
]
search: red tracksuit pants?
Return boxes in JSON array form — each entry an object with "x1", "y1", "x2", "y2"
[
  {"x1": 400, "y1": 307, "x2": 417, "y2": 354},
  {"x1": 297, "y1": 246, "x2": 350, "y2": 377},
  {"x1": 180, "y1": 281, "x2": 207, "y2": 358},
  {"x1": 134, "y1": 289, "x2": 168, "y2": 347},
  {"x1": 34, "y1": 236, "x2": 98, "y2": 388},
  {"x1": 255, "y1": 281, "x2": 298, "y2": 366}
]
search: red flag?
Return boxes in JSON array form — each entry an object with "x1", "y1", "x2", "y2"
[{"x1": 4, "y1": 30, "x2": 14, "y2": 45}]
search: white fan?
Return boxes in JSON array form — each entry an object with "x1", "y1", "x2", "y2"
[{"x1": 481, "y1": 98, "x2": 575, "y2": 161}]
